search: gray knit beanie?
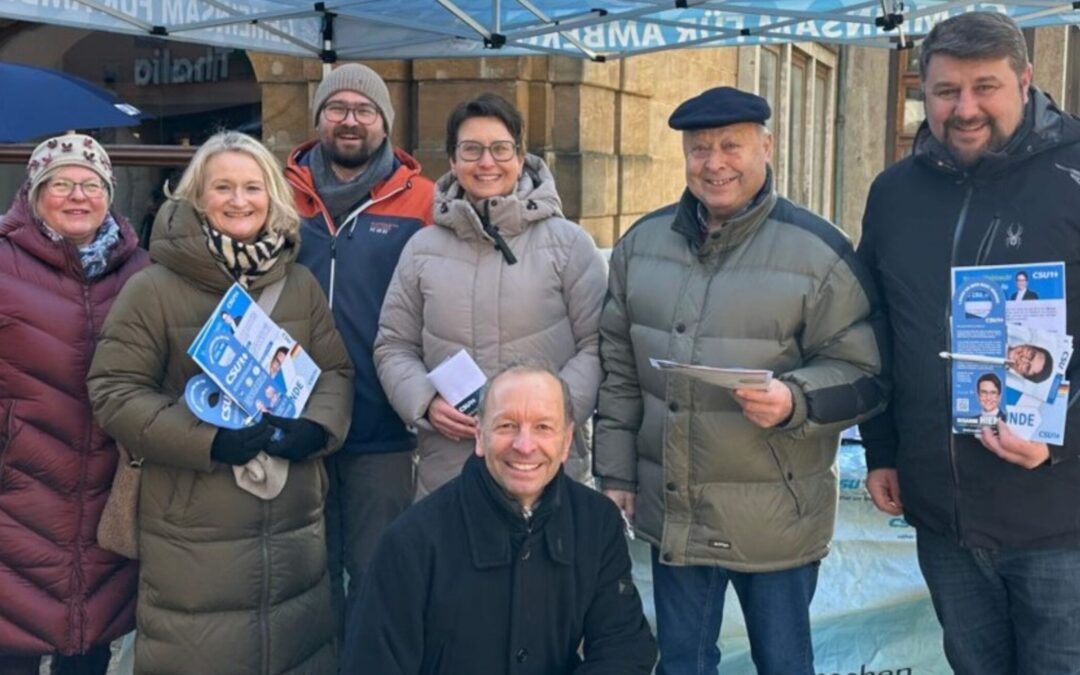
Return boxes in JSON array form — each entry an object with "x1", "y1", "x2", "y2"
[{"x1": 311, "y1": 63, "x2": 395, "y2": 133}]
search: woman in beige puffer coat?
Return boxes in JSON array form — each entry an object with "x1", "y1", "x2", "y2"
[{"x1": 374, "y1": 93, "x2": 606, "y2": 500}]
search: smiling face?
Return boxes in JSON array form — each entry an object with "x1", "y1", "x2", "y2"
[
  {"x1": 1008, "y1": 343, "x2": 1049, "y2": 380},
  {"x1": 316, "y1": 90, "x2": 387, "y2": 179},
  {"x1": 200, "y1": 151, "x2": 269, "y2": 244},
  {"x1": 977, "y1": 376, "x2": 1002, "y2": 414},
  {"x1": 923, "y1": 54, "x2": 1031, "y2": 167},
  {"x1": 475, "y1": 370, "x2": 573, "y2": 511},
  {"x1": 34, "y1": 166, "x2": 109, "y2": 246},
  {"x1": 683, "y1": 123, "x2": 772, "y2": 228},
  {"x1": 450, "y1": 116, "x2": 525, "y2": 202}
]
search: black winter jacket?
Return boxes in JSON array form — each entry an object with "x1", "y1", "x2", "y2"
[
  {"x1": 858, "y1": 88, "x2": 1080, "y2": 549},
  {"x1": 344, "y1": 454, "x2": 657, "y2": 674}
]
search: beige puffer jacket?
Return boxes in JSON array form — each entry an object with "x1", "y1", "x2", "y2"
[
  {"x1": 87, "y1": 200, "x2": 354, "y2": 675},
  {"x1": 374, "y1": 155, "x2": 606, "y2": 499}
]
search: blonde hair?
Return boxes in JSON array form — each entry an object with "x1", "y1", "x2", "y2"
[{"x1": 167, "y1": 131, "x2": 299, "y2": 240}]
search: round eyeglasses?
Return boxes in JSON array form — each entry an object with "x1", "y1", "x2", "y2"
[
  {"x1": 322, "y1": 103, "x2": 380, "y2": 125},
  {"x1": 455, "y1": 141, "x2": 519, "y2": 162},
  {"x1": 46, "y1": 178, "x2": 106, "y2": 199}
]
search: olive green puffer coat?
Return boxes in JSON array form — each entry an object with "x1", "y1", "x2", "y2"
[
  {"x1": 87, "y1": 200, "x2": 353, "y2": 675},
  {"x1": 596, "y1": 182, "x2": 887, "y2": 572}
]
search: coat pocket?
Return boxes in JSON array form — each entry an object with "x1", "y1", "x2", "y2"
[{"x1": 765, "y1": 437, "x2": 802, "y2": 517}]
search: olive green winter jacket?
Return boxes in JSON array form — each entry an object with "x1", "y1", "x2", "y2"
[
  {"x1": 595, "y1": 180, "x2": 887, "y2": 572},
  {"x1": 87, "y1": 200, "x2": 353, "y2": 675}
]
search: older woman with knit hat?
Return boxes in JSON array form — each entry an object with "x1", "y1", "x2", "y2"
[{"x1": 0, "y1": 134, "x2": 148, "y2": 674}]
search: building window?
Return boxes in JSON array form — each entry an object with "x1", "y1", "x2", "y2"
[
  {"x1": 747, "y1": 43, "x2": 837, "y2": 219},
  {"x1": 890, "y1": 46, "x2": 924, "y2": 162},
  {"x1": 813, "y1": 63, "x2": 832, "y2": 215},
  {"x1": 759, "y1": 46, "x2": 782, "y2": 159},
  {"x1": 788, "y1": 53, "x2": 809, "y2": 207}
]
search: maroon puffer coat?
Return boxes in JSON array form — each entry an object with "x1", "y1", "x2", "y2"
[{"x1": 0, "y1": 185, "x2": 148, "y2": 656}]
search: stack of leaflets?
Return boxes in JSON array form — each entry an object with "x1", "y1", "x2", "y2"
[
  {"x1": 950, "y1": 263, "x2": 1072, "y2": 443},
  {"x1": 185, "y1": 283, "x2": 321, "y2": 428},
  {"x1": 649, "y1": 358, "x2": 772, "y2": 390},
  {"x1": 426, "y1": 349, "x2": 486, "y2": 415}
]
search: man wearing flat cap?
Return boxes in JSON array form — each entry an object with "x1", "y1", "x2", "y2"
[
  {"x1": 284, "y1": 63, "x2": 434, "y2": 661},
  {"x1": 595, "y1": 86, "x2": 888, "y2": 673}
]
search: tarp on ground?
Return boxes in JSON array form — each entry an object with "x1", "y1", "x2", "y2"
[{"x1": 2, "y1": 1, "x2": 1080, "y2": 61}]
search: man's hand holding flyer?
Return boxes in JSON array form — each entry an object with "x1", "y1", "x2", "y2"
[{"x1": 950, "y1": 263, "x2": 1071, "y2": 443}]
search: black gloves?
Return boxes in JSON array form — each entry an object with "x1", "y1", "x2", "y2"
[
  {"x1": 211, "y1": 418, "x2": 274, "y2": 466},
  {"x1": 264, "y1": 416, "x2": 327, "y2": 462}
]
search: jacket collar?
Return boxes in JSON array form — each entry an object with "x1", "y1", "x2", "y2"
[
  {"x1": 914, "y1": 87, "x2": 1080, "y2": 179},
  {"x1": 459, "y1": 454, "x2": 575, "y2": 570},
  {"x1": 432, "y1": 154, "x2": 563, "y2": 242},
  {"x1": 148, "y1": 199, "x2": 296, "y2": 294},
  {"x1": 284, "y1": 139, "x2": 424, "y2": 228},
  {"x1": 671, "y1": 166, "x2": 777, "y2": 258}
]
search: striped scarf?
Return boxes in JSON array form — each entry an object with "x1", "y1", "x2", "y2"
[{"x1": 201, "y1": 221, "x2": 287, "y2": 288}]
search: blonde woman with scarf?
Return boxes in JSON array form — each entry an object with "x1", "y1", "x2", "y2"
[{"x1": 87, "y1": 131, "x2": 353, "y2": 675}]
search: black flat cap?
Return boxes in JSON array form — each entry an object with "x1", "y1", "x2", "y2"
[{"x1": 668, "y1": 86, "x2": 771, "y2": 131}]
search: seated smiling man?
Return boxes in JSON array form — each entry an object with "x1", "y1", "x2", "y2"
[{"x1": 344, "y1": 361, "x2": 657, "y2": 674}]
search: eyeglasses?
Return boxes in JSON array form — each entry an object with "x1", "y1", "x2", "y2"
[
  {"x1": 455, "y1": 141, "x2": 518, "y2": 162},
  {"x1": 322, "y1": 103, "x2": 380, "y2": 125},
  {"x1": 46, "y1": 178, "x2": 106, "y2": 199}
]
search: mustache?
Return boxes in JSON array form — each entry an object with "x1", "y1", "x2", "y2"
[
  {"x1": 945, "y1": 115, "x2": 992, "y2": 131},
  {"x1": 333, "y1": 125, "x2": 366, "y2": 137}
]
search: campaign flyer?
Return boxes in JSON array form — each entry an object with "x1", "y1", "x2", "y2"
[
  {"x1": 950, "y1": 262, "x2": 1070, "y2": 443},
  {"x1": 187, "y1": 283, "x2": 321, "y2": 420}
]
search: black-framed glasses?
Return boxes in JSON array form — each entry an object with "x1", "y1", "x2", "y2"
[
  {"x1": 46, "y1": 178, "x2": 106, "y2": 199},
  {"x1": 323, "y1": 103, "x2": 380, "y2": 125},
  {"x1": 455, "y1": 140, "x2": 518, "y2": 162}
]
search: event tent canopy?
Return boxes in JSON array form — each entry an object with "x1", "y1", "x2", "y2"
[{"x1": 3, "y1": 1, "x2": 1079, "y2": 61}]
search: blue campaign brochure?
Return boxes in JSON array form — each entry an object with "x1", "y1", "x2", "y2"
[
  {"x1": 950, "y1": 262, "x2": 1071, "y2": 443},
  {"x1": 184, "y1": 374, "x2": 258, "y2": 429},
  {"x1": 187, "y1": 283, "x2": 321, "y2": 420}
]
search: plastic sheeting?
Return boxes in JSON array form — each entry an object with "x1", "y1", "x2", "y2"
[{"x1": 630, "y1": 441, "x2": 949, "y2": 674}]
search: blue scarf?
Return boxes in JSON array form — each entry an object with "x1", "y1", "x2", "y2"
[
  {"x1": 37, "y1": 214, "x2": 123, "y2": 280},
  {"x1": 78, "y1": 215, "x2": 121, "y2": 280}
]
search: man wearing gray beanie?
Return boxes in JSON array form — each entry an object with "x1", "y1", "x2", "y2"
[{"x1": 285, "y1": 62, "x2": 434, "y2": 662}]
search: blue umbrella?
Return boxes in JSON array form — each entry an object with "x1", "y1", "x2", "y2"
[{"x1": 0, "y1": 63, "x2": 144, "y2": 143}]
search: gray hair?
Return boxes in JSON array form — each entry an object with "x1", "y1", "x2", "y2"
[
  {"x1": 478, "y1": 358, "x2": 574, "y2": 427},
  {"x1": 919, "y1": 12, "x2": 1029, "y2": 81}
]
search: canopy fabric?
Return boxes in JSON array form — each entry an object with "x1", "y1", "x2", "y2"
[{"x1": 3, "y1": 1, "x2": 1078, "y2": 61}]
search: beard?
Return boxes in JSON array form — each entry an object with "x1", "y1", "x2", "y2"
[
  {"x1": 322, "y1": 126, "x2": 378, "y2": 169},
  {"x1": 943, "y1": 114, "x2": 1012, "y2": 166}
]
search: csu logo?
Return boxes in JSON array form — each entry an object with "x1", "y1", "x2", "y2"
[{"x1": 370, "y1": 220, "x2": 398, "y2": 235}]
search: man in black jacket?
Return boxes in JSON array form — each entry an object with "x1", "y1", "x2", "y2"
[
  {"x1": 858, "y1": 11, "x2": 1080, "y2": 674},
  {"x1": 343, "y1": 362, "x2": 657, "y2": 674}
]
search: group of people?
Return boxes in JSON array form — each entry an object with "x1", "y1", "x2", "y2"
[{"x1": 1, "y1": 9, "x2": 1078, "y2": 675}]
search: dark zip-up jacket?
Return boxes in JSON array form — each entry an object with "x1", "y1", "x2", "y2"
[
  {"x1": 286, "y1": 141, "x2": 434, "y2": 455},
  {"x1": 858, "y1": 88, "x2": 1080, "y2": 549},
  {"x1": 345, "y1": 454, "x2": 657, "y2": 674}
]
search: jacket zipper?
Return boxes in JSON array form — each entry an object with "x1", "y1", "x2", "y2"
[
  {"x1": 71, "y1": 282, "x2": 95, "y2": 653},
  {"x1": 946, "y1": 183, "x2": 975, "y2": 546},
  {"x1": 261, "y1": 499, "x2": 271, "y2": 675},
  {"x1": 326, "y1": 184, "x2": 408, "y2": 310}
]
